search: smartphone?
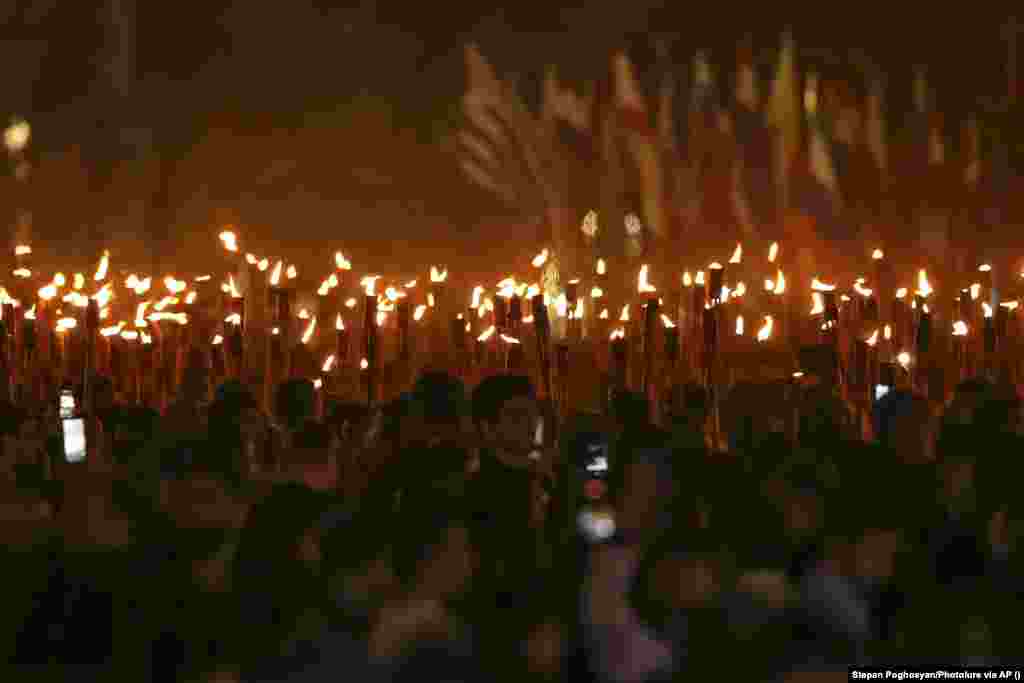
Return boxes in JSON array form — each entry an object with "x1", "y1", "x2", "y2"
[
  {"x1": 62, "y1": 418, "x2": 87, "y2": 463},
  {"x1": 875, "y1": 384, "x2": 892, "y2": 401},
  {"x1": 59, "y1": 389, "x2": 76, "y2": 419}
]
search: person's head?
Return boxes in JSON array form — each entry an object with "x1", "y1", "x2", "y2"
[
  {"x1": 393, "y1": 502, "x2": 477, "y2": 601},
  {"x1": 275, "y1": 378, "x2": 316, "y2": 432},
  {"x1": 472, "y1": 374, "x2": 538, "y2": 461},
  {"x1": 233, "y1": 483, "x2": 334, "y2": 592},
  {"x1": 159, "y1": 439, "x2": 247, "y2": 530},
  {"x1": 208, "y1": 385, "x2": 263, "y2": 449},
  {"x1": 874, "y1": 390, "x2": 936, "y2": 463},
  {"x1": 111, "y1": 405, "x2": 161, "y2": 466},
  {"x1": 407, "y1": 371, "x2": 469, "y2": 447}
]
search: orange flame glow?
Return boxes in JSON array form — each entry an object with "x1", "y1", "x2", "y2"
[
  {"x1": 970, "y1": 283, "x2": 981, "y2": 301},
  {"x1": 1001, "y1": 301, "x2": 1019, "y2": 311},
  {"x1": 599, "y1": 308, "x2": 609, "y2": 320},
  {"x1": 756, "y1": 316, "x2": 774, "y2": 342},
  {"x1": 729, "y1": 243, "x2": 743, "y2": 264},
  {"x1": 38, "y1": 284, "x2": 57, "y2": 301},
  {"x1": 619, "y1": 304, "x2": 630, "y2": 322},
  {"x1": 73, "y1": 273, "x2": 85, "y2": 290},
  {"x1": 269, "y1": 261, "x2": 283, "y2": 286},
  {"x1": 695, "y1": 271, "x2": 705, "y2": 286},
  {"x1": 661, "y1": 314, "x2": 676, "y2": 328},
  {"x1": 301, "y1": 317, "x2": 317, "y2": 344},
  {"x1": 897, "y1": 352, "x2": 911, "y2": 368},
  {"x1": 335, "y1": 313, "x2": 345, "y2": 331},
  {"x1": 218, "y1": 231, "x2": 238, "y2": 252},
  {"x1": 286, "y1": 265, "x2": 297, "y2": 280},
  {"x1": 953, "y1": 321, "x2": 968, "y2": 337},
  {"x1": 637, "y1": 264, "x2": 656, "y2": 293},
  {"x1": 500, "y1": 334, "x2": 521, "y2": 344},
  {"x1": 335, "y1": 252, "x2": 352, "y2": 270},
  {"x1": 477, "y1": 325, "x2": 496, "y2": 342},
  {"x1": 591, "y1": 286, "x2": 604, "y2": 298},
  {"x1": 866, "y1": 329, "x2": 879, "y2": 346},
  {"x1": 414, "y1": 304, "x2": 427, "y2": 321},
  {"x1": 916, "y1": 270, "x2": 932, "y2": 298},
  {"x1": 14, "y1": 245, "x2": 31, "y2": 256},
  {"x1": 360, "y1": 276, "x2": 380, "y2": 297},
  {"x1": 94, "y1": 251, "x2": 110, "y2": 281},
  {"x1": 430, "y1": 266, "x2": 448, "y2": 283},
  {"x1": 532, "y1": 249, "x2": 549, "y2": 268},
  {"x1": 884, "y1": 324, "x2": 892, "y2": 340},
  {"x1": 810, "y1": 292, "x2": 825, "y2": 315},
  {"x1": 872, "y1": 249, "x2": 884, "y2": 260},
  {"x1": 360, "y1": 358, "x2": 369, "y2": 370},
  {"x1": 983, "y1": 302, "x2": 993, "y2": 319},
  {"x1": 596, "y1": 258, "x2": 607, "y2": 275},
  {"x1": 322, "y1": 355, "x2": 336, "y2": 373},
  {"x1": 811, "y1": 277, "x2": 836, "y2": 292},
  {"x1": 768, "y1": 242, "x2": 779, "y2": 263},
  {"x1": 610, "y1": 328, "x2": 625, "y2": 341},
  {"x1": 736, "y1": 315, "x2": 745, "y2": 336}
]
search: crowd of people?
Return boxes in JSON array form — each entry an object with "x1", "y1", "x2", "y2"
[{"x1": 2, "y1": 362, "x2": 1023, "y2": 681}]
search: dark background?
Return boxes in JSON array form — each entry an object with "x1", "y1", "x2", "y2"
[{"x1": 1, "y1": 1, "x2": 1019, "y2": 277}]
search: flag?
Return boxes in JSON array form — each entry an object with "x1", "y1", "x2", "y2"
[
  {"x1": 768, "y1": 31, "x2": 801, "y2": 214},
  {"x1": 612, "y1": 52, "x2": 667, "y2": 239},
  {"x1": 789, "y1": 72, "x2": 852, "y2": 247},
  {"x1": 731, "y1": 42, "x2": 776, "y2": 236}
]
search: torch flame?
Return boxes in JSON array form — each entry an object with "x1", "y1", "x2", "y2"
[
  {"x1": 360, "y1": 358, "x2": 369, "y2": 370},
  {"x1": 637, "y1": 264, "x2": 656, "y2": 293},
  {"x1": 979, "y1": 263, "x2": 992, "y2": 273},
  {"x1": 14, "y1": 245, "x2": 31, "y2": 256},
  {"x1": 134, "y1": 277, "x2": 152, "y2": 296},
  {"x1": 695, "y1": 271, "x2": 705, "y2": 286},
  {"x1": 953, "y1": 321, "x2": 969, "y2": 336},
  {"x1": 983, "y1": 302, "x2": 993, "y2": 319},
  {"x1": 897, "y1": 352, "x2": 911, "y2": 369},
  {"x1": 73, "y1": 273, "x2": 85, "y2": 290},
  {"x1": 970, "y1": 283, "x2": 981, "y2": 301},
  {"x1": 212, "y1": 334, "x2": 224, "y2": 346},
  {"x1": 246, "y1": 253, "x2": 258, "y2": 265},
  {"x1": 810, "y1": 292, "x2": 825, "y2": 315},
  {"x1": 774, "y1": 270, "x2": 786, "y2": 294},
  {"x1": 811, "y1": 277, "x2": 836, "y2": 292},
  {"x1": 121, "y1": 330, "x2": 139, "y2": 342},
  {"x1": 224, "y1": 313, "x2": 241, "y2": 326},
  {"x1": 53, "y1": 272, "x2": 66, "y2": 287},
  {"x1": 195, "y1": 275, "x2": 212, "y2": 282},
  {"x1": 733, "y1": 282, "x2": 747, "y2": 297},
  {"x1": 100, "y1": 323, "x2": 124, "y2": 337},
  {"x1": 916, "y1": 270, "x2": 932, "y2": 298},
  {"x1": 165, "y1": 276, "x2": 187, "y2": 294},
  {"x1": 385, "y1": 287, "x2": 406, "y2": 302},
  {"x1": 596, "y1": 258, "x2": 607, "y2": 275},
  {"x1": 258, "y1": 258, "x2": 269, "y2": 272},
  {"x1": 736, "y1": 315, "x2": 745, "y2": 336},
  {"x1": 94, "y1": 251, "x2": 110, "y2": 281},
  {"x1": 376, "y1": 311, "x2": 387, "y2": 326},
  {"x1": 729, "y1": 243, "x2": 743, "y2": 264},
  {"x1": 153, "y1": 296, "x2": 179, "y2": 312},
  {"x1": 317, "y1": 280, "x2": 332, "y2": 296},
  {"x1": 430, "y1": 266, "x2": 448, "y2": 283},
  {"x1": 286, "y1": 265, "x2": 297, "y2": 280},
  {"x1": 360, "y1": 276, "x2": 380, "y2": 296},
  {"x1": 57, "y1": 317, "x2": 77, "y2": 331},
  {"x1": 661, "y1": 314, "x2": 676, "y2": 328},
  {"x1": 1001, "y1": 301, "x2": 1019, "y2": 311},
  {"x1": 500, "y1": 334, "x2": 521, "y2": 344},
  {"x1": 591, "y1": 286, "x2": 604, "y2": 298},
  {"x1": 756, "y1": 316, "x2": 774, "y2": 342},
  {"x1": 768, "y1": 242, "x2": 779, "y2": 263},
  {"x1": 404, "y1": 279, "x2": 417, "y2": 288},
  {"x1": 269, "y1": 261, "x2": 283, "y2": 286},
  {"x1": 345, "y1": 298, "x2": 357, "y2": 308},
  {"x1": 12, "y1": 268, "x2": 31, "y2": 279},
  {"x1": 572, "y1": 298, "x2": 584, "y2": 320},
  {"x1": 184, "y1": 291, "x2": 197, "y2": 305},
  {"x1": 884, "y1": 324, "x2": 892, "y2": 340},
  {"x1": 853, "y1": 281, "x2": 873, "y2": 297},
  {"x1": 599, "y1": 308, "x2": 609, "y2": 320},
  {"x1": 335, "y1": 313, "x2": 345, "y2": 331},
  {"x1": 322, "y1": 355, "x2": 336, "y2": 373},
  {"x1": 765, "y1": 279, "x2": 775, "y2": 292},
  {"x1": 301, "y1": 316, "x2": 317, "y2": 344},
  {"x1": 218, "y1": 231, "x2": 238, "y2": 252},
  {"x1": 610, "y1": 328, "x2": 625, "y2": 341},
  {"x1": 477, "y1": 325, "x2": 496, "y2": 342},
  {"x1": 225, "y1": 275, "x2": 241, "y2": 298},
  {"x1": 427, "y1": 293, "x2": 436, "y2": 307},
  {"x1": 866, "y1": 329, "x2": 879, "y2": 346},
  {"x1": 414, "y1": 304, "x2": 427, "y2": 321},
  {"x1": 708, "y1": 262, "x2": 723, "y2": 271},
  {"x1": 313, "y1": 378, "x2": 323, "y2": 390},
  {"x1": 554, "y1": 294, "x2": 569, "y2": 318},
  {"x1": 38, "y1": 284, "x2": 57, "y2": 301},
  {"x1": 872, "y1": 249, "x2": 884, "y2": 260},
  {"x1": 532, "y1": 249, "x2": 549, "y2": 268},
  {"x1": 497, "y1": 278, "x2": 517, "y2": 298},
  {"x1": 334, "y1": 252, "x2": 352, "y2": 270},
  {"x1": 683, "y1": 271, "x2": 693, "y2": 287},
  {"x1": 471, "y1": 285, "x2": 485, "y2": 309},
  {"x1": 24, "y1": 305, "x2": 35, "y2": 320},
  {"x1": 298, "y1": 308, "x2": 311, "y2": 319},
  {"x1": 896, "y1": 288, "x2": 908, "y2": 300},
  {"x1": 126, "y1": 274, "x2": 140, "y2": 290},
  {"x1": 93, "y1": 284, "x2": 113, "y2": 308},
  {"x1": 526, "y1": 284, "x2": 541, "y2": 300},
  {"x1": 619, "y1": 304, "x2": 630, "y2": 322}
]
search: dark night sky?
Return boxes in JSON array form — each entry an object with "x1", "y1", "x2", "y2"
[{"x1": 2, "y1": 1, "x2": 1019, "y2": 273}]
